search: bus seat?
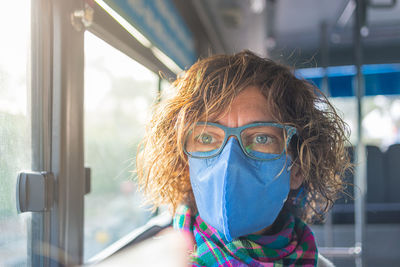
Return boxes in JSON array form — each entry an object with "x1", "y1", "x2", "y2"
[
  {"x1": 366, "y1": 145, "x2": 385, "y2": 203},
  {"x1": 331, "y1": 145, "x2": 400, "y2": 224},
  {"x1": 385, "y1": 144, "x2": 400, "y2": 203}
]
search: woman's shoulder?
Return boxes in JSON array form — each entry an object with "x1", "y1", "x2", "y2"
[{"x1": 317, "y1": 254, "x2": 335, "y2": 267}]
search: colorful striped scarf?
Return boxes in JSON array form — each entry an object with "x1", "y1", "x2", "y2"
[{"x1": 173, "y1": 205, "x2": 318, "y2": 267}]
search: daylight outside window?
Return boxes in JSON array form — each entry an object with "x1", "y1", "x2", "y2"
[
  {"x1": 0, "y1": 1, "x2": 32, "y2": 266},
  {"x1": 84, "y1": 31, "x2": 158, "y2": 260},
  {"x1": 330, "y1": 95, "x2": 400, "y2": 150}
]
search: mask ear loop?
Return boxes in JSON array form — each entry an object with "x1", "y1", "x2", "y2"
[
  {"x1": 287, "y1": 157, "x2": 306, "y2": 206},
  {"x1": 287, "y1": 158, "x2": 297, "y2": 171},
  {"x1": 292, "y1": 185, "x2": 305, "y2": 205},
  {"x1": 284, "y1": 126, "x2": 297, "y2": 171}
]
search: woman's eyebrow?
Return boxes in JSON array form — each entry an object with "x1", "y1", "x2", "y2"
[
  {"x1": 205, "y1": 120, "x2": 278, "y2": 126},
  {"x1": 248, "y1": 120, "x2": 277, "y2": 124}
]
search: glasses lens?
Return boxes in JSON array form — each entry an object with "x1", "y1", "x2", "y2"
[
  {"x1": 241, "y1": 125, "x2": 286, "y2": 157},
  {"x1": 185, "y1": 124, "x2": 225, "y2": 157}
]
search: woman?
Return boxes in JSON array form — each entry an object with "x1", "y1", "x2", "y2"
[{"x1": 137, "y1": 50, "x2": 351, "y2": 266}]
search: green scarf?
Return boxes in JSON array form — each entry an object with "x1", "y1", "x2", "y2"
[{"x1": 173, "y1": 205, "x2": 318, "y2": 266}]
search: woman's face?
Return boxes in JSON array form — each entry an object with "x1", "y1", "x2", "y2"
[{"x1": 214, "y1": 85, "x2": 303, "y2": 190}]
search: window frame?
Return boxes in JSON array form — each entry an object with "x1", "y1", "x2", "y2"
[
  {"x1": 30, "y1": 0, "x2": 53, "y2": 265},
  {"x1": 30, "y1": 0, "x2": 87, "y2": 265},
  {"x1": 29, "y1": 0, "x2": 175, "y2": 265},
  {"x1": 89, "y1": 2, "x2": 176, "y2": 80}
]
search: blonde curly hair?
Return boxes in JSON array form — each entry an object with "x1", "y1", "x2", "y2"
[{"x1": 137, "y1": 50, "x2": 352, "y2": 223}]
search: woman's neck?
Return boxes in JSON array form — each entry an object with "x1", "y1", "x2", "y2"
[{"x1": 250, "y1": 213, "x2": 286, "y2": 236}]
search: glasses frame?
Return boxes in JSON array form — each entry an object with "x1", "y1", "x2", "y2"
[{"x1": 184, "y1": 121, "x2": 297, "y2": 161}]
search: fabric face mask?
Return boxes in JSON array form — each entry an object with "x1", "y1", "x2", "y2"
[{"x1": 188, "y1": 138, "x2": 291, "y2": 242}]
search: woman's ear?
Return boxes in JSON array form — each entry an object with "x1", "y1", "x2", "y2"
[{"x1": 290, "y1": 163, "x2": 304, "y2": 190}]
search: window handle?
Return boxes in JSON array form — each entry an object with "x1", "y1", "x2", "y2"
[
  {"x1": 85, "y1": 167, "x2": 91, "y2": 195},
  {"x1": 16, "y1": 171, "x2": 54, "y2": 213},
  {"x1": 16, "y1": 168, "x2": 91, "y2": 213}
]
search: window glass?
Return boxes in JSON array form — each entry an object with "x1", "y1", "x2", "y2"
[
  {"x1": 84, "y1": 32, "x2": 156, "y2": 260},
  {"x1": 0, "y1": 1, "x2": 31, "y2": 266},
  {"x1": 330, "y1": 95, "x2": 400, "y2": 149},
  {"x1": 160, "y1": 78, "x2": 174, "y2": 101},
  {"x1": 361, "y1": 95, "x2": 400, "y2": 149},
  {"x1": 329, "y1": 97, "x2": 358, "y2": 145}
]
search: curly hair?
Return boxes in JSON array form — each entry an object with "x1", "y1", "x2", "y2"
[{"x1": 136, "y1": 50, "x2": 352, "y2": 223}]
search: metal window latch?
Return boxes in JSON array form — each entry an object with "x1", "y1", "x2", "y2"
[
  {"x1": 16, "y1": 168, "x2": 91, "y2": 213},
  {"x1": 71, "y1": 3, "x2": 94, "y2": 31},
  {"x1": 85, "y1": 167, "x2": 91, "y2": 195},
  {"x1": 16, "y1": 171, "x2": 55, "y2": 213}
]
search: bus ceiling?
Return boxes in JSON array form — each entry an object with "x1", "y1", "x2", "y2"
[{"x1": 172, "y1": 0, "x2": 400, "y2": 67}]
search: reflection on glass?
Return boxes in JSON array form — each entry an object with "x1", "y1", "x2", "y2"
[
  {"x1": 160, "y1": 77, "x2": 173, "y2": 101},
  {"x1": 0, "y1": 2, "x2": 31, "y2": 267},
  {"x1": 329, "y1": 97, "x2": 357, "y2": 145},
  {"x1": 330, "y1": 95, "x2": 400, "y2": 149},
  {"x1": 84, "y1": 32, "x2": 156, "y2": 260}
]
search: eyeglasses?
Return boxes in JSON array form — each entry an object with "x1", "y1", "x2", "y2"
[{"x1": 183, "y1": 122, "x2": 297, "y2": 161}]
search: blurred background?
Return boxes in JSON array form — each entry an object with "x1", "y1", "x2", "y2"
[{"x1": 0, "y1": 0, "x2": 399, "y2": 266}]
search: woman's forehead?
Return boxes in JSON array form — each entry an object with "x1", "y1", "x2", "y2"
[{"x1": 212, "y1": 86, "x2": 275, "y2": 127}]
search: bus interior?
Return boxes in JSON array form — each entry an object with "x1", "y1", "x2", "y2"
[{"x1": 1, "y1": 0, "x2": 400, "y2": 266}]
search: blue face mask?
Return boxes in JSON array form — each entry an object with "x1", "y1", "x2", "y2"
[{"x1": 189, "y1": 138, "x2": 292, "y2": 242}]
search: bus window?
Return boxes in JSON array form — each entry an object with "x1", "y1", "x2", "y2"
[
  {"x1": 329, "y1": 97, "x2": 358, "y2": 144},
  {"x1": 0, "y1": 1, "x2": 31, "y2": 266},
  {"x1": 83, "y1": 31, "x2": 157, "y2": 260},
  {"x1": 331, "y1": 95, "x2": 400, "y2": 149}
]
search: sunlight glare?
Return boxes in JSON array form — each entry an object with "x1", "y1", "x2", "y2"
[{"x1": 0, "y1": 1, "x2": 30, "y2": 115}]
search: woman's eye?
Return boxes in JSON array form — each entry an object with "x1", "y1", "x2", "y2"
[
  {"x1": 253, "y1": 134, "x2": 272, "y2": 144},
  {"x1": 198, "y1": 134, "x2": 213, "y2": 144}
]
